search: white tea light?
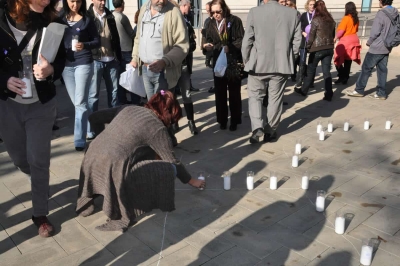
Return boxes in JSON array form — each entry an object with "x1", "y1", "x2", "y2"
[
  {"x1": 385, "y1": 120, "x2": 391, "y2": 130},
  {"x1": 246, "y1": 171, "x2": 254, "y2": 190},
  {"x1": 360, "y1": 243, "x2": 373, "y2": 266},
  {"x1": 198, "y1": 176, "x2": 205, "y2": 191},
  {"x1": 72, "y1": 35, "x2": 78, "y2": 52},
  {"x1": 364, "y1": 119, "x2": 370, "y2": 130},
  {"x1": 270, "y1": 175, "x2": 277, "y2": 190},
  {"x1": 317, "y1": 122, "x2": 322, "y2": 134},
  {"x1": 327, "y1": 121, "x2": 333, "y2": 133},
  {"x1": 223, "y1": 171, "x2": 231, "y2": 190},
  {"x1": 301, "y1": 175, "x2": 309, "y2": 190},
  {"x1": 335, "y1": 216, "x2": 345, "y2": 234},
  {"x1": 295, "y1": 143, "x2": 302, "y2": 155},
  {"x1": 316, "y1": 190, "x2": 326, "y2": 212},
  {"x1": 344, "y1": 121, "x2": 350, "y2": 132},
  {"x1": 21, "y1": 77, "x2": 32, "y2": 98},
  {"x1": 319, "y1": 131, "x2": 325, "y2": 141},
  {"x1": 292, "y1": 154, "x2": 299, "y2": 168}
]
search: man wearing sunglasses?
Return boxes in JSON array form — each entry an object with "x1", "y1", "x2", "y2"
[{"x1": 130, "y1": 0, "x2": 189, "y2": 101}]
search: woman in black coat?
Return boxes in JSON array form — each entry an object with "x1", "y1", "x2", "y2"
[{"x1": 202, "y1": 0, "x2": 244, "y2": 131}]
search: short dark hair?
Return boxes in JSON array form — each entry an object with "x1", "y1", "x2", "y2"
[
  {"x1": 62, "y1": 0, "x2": 87, "y2": 17},
  {"x1": 381, "y1": 0, "x2": 393, "y2": 6},
  {"x1": 210, "y1": 0, "x2": 231, "y2": 17},
  {"x1": 113, "y1": 0, "x2": 124, "y2": 8}
]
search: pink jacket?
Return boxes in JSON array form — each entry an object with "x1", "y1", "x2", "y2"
[{"x1": 334, "y1": 34, "x2": 361, "y2": 66}]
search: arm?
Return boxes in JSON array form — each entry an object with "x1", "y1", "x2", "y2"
[
  {"x1": 241, "y1": 10, "x2": 254, "y2": 64},
  {"x1": 162, "y1": 8, "x2": 189, "y2": 68},
  {"x1": 228, "y1": 16, "x2": 244, "y2": 55},
  {"x1": 83, "y1": 19, "x2": 100, "y2": 50},
  {"x1": 306, "y1": 20, "x2": 318, "y2": 50},
  {"x1": 121, "y1": 14, "x2": 135, "y2": 39},
  {"x1": 149, "y1": 127, "x2": 192, "y2": 183},
  {"x1": 51, "y1": 39, "x2": 66, "y2": 81},
  {"x1": 292, "y1": 16, "x2": 302, "y2": 55},
  {"x1": 367, "y1": 12, "x2": 384, "y2": 46}
]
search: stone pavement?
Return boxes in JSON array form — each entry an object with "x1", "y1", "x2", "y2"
[{"x1": 1, "y1": 50, "x2": 400, "y2": 266}]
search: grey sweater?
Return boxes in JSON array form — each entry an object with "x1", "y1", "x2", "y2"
[
  {"x1": 367, "y1": 6, "x2": 399, "y2": 54},
  {"x1": 113, "y1": 10, "x2": 135, "y2": 52}
]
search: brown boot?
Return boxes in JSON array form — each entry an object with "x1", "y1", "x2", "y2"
[{"x1": 32, "y1": 216, "x2": 54, "y2": 238}]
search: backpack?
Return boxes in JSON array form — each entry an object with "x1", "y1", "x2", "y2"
[{"x1": 381, "y1": 9, "x2": 400, "y2": 48}]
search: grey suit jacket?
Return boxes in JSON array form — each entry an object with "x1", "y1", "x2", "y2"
[{"x1": 242, "y1": 1, "x2": 302, "y2": 75}]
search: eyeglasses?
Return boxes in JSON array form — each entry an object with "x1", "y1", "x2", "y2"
[{"x1": 210, "y1": 10, "x2": 223, "y2": 15}]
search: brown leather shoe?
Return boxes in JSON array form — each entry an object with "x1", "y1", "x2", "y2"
[{"x1": 32, "y1": 216, "x2": 54, "y2": 238}]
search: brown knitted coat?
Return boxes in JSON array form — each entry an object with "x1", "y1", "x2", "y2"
[{"x1": 76, "y1": 106, "x2": 192, "y2": 231}]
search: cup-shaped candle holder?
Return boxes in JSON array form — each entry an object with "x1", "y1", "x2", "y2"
[
  {"x1": 18, "y1": 71, "x2": 33, "y2": 99},
  {"x1": 292, "y1": 153, "x2": 299, "y2": 168},
  {"x1": 223, "y1": 171, "x2": 231, "y2": 190},
  {"x1": 335, "y1": 211, "x2": 346, "y2": 234},
  {"x1": 385, "y1": 117, "x2": 391, "y2": 130},
  {"x1": 197, "y1": 171, "x2": 205, "y2": 191},
  {"x1": 344, "y1": 119, "x2": 350, "y2": 132},
  {"x1": 364, "y1": 118, "x2": 370, "y2": 130},
  {"x1": 301, "y1": 171, "x2": 309, "y2": 190},
  {"x1": 317, "y1": 121, "x2": 322, "y2": 133},
  {"x1": 316, "y1": 190, "x2": 326, "y2": 212},
  {"x1": 319, "y1": 130, "x2": 325, "y2": 141},
  {"x1": 246, "y1": 171, "x2": 254, "y2": 190},
  {"x1": 360, "y1": 239, "x2": 373, "y2": 266},
  {"x1": 270, "y1": 171, "x2": 278, "y2": 190},
  {"x1": 295, "y1": 139, "x2": 302, "y2": 155},
  {"x1": 327, "y1": 120, "x2": 333, "y2": 133}
]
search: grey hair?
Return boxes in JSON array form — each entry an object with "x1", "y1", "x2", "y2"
[{"x1": 179, "y1": 0, "x2": 191, "y2": 6}]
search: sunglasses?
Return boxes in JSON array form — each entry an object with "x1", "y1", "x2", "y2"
[{"x1": 210, "y1": 10, "x2": 223, "y2": 15}]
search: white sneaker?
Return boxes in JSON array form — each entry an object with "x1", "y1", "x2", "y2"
[
  {"x1": 346, "y1": 90, "x2": 364, "y2": 97},
  {"x1": 368, "y1": 93, "x2": 386, "y2": 100}
]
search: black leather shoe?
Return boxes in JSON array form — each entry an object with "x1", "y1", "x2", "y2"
[
  {"x1": 172, "y1": 122, "x2": 180, "y2": 133},
  {"x1": 208, "y1": 87, "x2": 216, "y2": 93},
  {"x1": 263, "y1": 131, "x2": 277, "y2": 143},
  {"x1": 229, "y1": 123, "x2": 237, "y2": 131},
  {"x1": 294, "y1": 88, "x2": 306, "y2": 97},
  {"x1": 188, "y1": 120, "x2": 198, "y2": 135},
  {"x1": 75, "y1": 147, "x2": 85, "y2": 151},
  {"x1": 334, "y1": 78, "x2": 344, "y2": 84},
  {"x1": 220, "y1": 123, "x2": 227, "y2": 130},
  {"x1": 190, "y1": 86, "x2": 199, "y2": 92},
  {"x1": 249, "y1": 128, "x2": 264, "y2": 144}
]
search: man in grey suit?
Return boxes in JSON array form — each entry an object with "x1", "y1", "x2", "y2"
[{"x1": 242, "y1": 0, "x2": 301, "y2": 144}]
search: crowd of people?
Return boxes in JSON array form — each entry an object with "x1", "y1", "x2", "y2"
[{"x1": 0, "y1": 0, "x2": 398, "y2": 238}]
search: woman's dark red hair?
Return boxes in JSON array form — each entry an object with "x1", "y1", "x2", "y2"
[
  {"x1": 7, "y1": 0, "x2": 58, "y2": 23},
  {"x1": 313, "y1": 0, "x2": 334, "y2": 22},
  {"x1": 145, "y1": 90, "x2": 182, "y2": 127}
]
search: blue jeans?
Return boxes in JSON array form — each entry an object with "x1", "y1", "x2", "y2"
[
  {"x1": 355, "y1": 52, "x2": 389, "y2": 97},
  {"x1": 301, "y1": 49, "x2": 333, "y2": 98},
  {"x1": 142, "y1": 65, "x2": 169, "y2": 100},
  {"x1": 88, "y1": 60, "x2": 120, "y2": 137},
  {"x1": 119, "y1": 51, "x2": 141, "y2": 105},
  {"x1": 62, "y1": 64, "x2": 93, "y2": 148}
]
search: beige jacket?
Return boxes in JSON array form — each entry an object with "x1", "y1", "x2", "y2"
[{"x1": 132, "y1": 1, "x2": 189, "y2": 89}]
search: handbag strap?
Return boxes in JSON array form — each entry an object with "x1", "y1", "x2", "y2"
[
  {"x1": 381, "y1": 8, "x2": 396, "y2": 25},
  {"x1": 16, "y1": 28, "x2": 36, "y2": 55}
]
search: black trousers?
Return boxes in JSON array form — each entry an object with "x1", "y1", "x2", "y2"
[
  {"x1": 214, "y1": 76, "x2": 242, "y2": 125},
  {"x1": 336, "y1": 60, "x2": 352, "y2": 80}
]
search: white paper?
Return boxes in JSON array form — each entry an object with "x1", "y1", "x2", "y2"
[
  {"x1": 119, "y1": 64, "x2": 147, "y2": 98},
  {"x1": 37, "y1": 23, "x2": 67, "y2": 64}
]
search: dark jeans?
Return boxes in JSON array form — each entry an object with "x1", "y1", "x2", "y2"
[
  {"x1": 301, "y1": 49, "x2": 334, "y2": 98},
  {"x1": 336, "y1": 60, "x2": 352, "y2": 80},
  {"x1": 214, "y1": 76, "x2": 242, "y2": 125},
  {"x1": 296, "y1": 48, "x2": 315, "y2": 88},
  {"x1": 355, "y1": 52, "x2": 389, "y2": 97},
  {"x1": 119, "y1": 51, "x2": 141, "y2": 105}
]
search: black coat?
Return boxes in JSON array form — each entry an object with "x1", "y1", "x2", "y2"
[
  {"x1": 183, "y1": 18, "x2": 196, "y2": 74},
  {"x1": 0, "y1": 1, "x2": 66, "y2": 103},
  {"x1": 87, "y1": 4, "x2": 122, "y2": 62},
  {"x1": 300, "y1": 12, "x2": 313, "y2": 49}
]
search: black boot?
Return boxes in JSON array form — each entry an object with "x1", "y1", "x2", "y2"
[
  {"x1": 184, "y1": 103, "x2": 198, "y2": 135},
  {"x1": 167, "y1": 126, "x2": 178, "y2": 147}
]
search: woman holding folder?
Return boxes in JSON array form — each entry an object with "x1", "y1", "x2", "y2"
[
  {"x1": 60, "y1": 0, "x2": 99, "y2": 151},
  {"x1": 0, "y1": 0, "x2": 66, "y2": 237}
]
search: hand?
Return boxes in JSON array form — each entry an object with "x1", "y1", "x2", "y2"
[
  {"x1": 148, "y1": 59, "x2": 166, "y2": 73},
  {"x1": 334, "y1": 37, "x2": 338, "y2": 43},
  {"x1": 188, "y1": 178, "x2": 206, "y2": 189},
  {"x1": 204, "y1": 43, "x2": 213, "y2": 51},
  {"x1": 7, "y1": 77, "x2": 26, "y2": 96},
  {"x1": 223, "y1": 45, "x2": 229, "y2": 53},
  {"x1": 33, "y1": 54, "x2": 54, "y2": 80},
  {"x1": 302, "y1": 32, "x2": 307, "y2": 38},
  {"x1": 75, "y1": 42, "x2": 84, "y2": 51},
  {"x1": 130, "y1": 60, "x2": 138, "y2": 68},
  {"x1": 366, "y1": 43, "x2": 370, "y2": 47}
]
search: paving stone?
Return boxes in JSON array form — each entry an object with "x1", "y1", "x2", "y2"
[
  {"x1": 362, "y1": 189, "x2": 400, "y2": 210},
  {"x1": 337, "y1": 175, "x2": 383, "y2": 196},
  {"x1": 148, "y1": 245, "x2": 210, "y2": 266},
  {"x1": 369, "y1": 248, "x2": 400, "y2": 266},
  {"x1": 201, "y1": 246, "x2": 260, "y2": 266},
  {"x1": 2, "y1": 242, "x2": 67, "y2": 266},
  {"x1": 215, "y1": 224, "x2": 281, "y2": 259},
  {"x1": 363, "y1": 206, "x2": 400, "y2": 235},
  {"x1": 372, "y1": 175, "x2": 400, "y2": 196},
  {"x1": 48, "y1": 243, "x2": 115, "y2": 266},
  {"x1": 0, "y1": 225, "x2": 21, "y2": 260},
  {"x1": 255, "y1": 246, "x2": 310, "y2": 266},
  {"x1": 257, "y1": 223, "x2": 329, "y2": 260},
  {"x1": 306, "y1": 248, "x2": 361, "y2": 266}
]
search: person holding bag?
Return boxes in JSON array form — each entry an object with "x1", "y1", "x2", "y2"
[
  {"x1": 203, "y1": 0, "x2": 244, "y2": 131},
  {"x1": 61, "y1": 0, "x2": 100, "y2": 151},
  {"x1": 0, "y1": 0, "x2": 66, "y2": 237}
]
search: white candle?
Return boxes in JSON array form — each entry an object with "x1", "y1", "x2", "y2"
[
  {"x1": 224, "y1": 176, "x2": 231, "y2": 190},
  {"x1": 292, "y1": 155, "x2": 299, "y2": 167},
  {"x1": 301, "y1": 175, "x2": 309, "y2": 190},
  {"x1": 198, "y1": 176, "x2": 205, "y2": 191},
  {"x1": 72, "y1": 39, "x2": 78, "y2": 52},
  {"x1": 335, "y1": 216, "x2": 345, "y2": 234},
  {"x1": 344, "y1": 122, "x2": 349, "y2": 131},
  {"x1": 317, "y1": 123, "x2": 322, "y2": 133},
  {"x1": 21, "y1": 77, "x2": 32, "y2": 98},
  {"x1": 385, "y1": 120, "x2": 391, "y2": 130},
  {"x1": 246, "y1": 176, "x2": 254, "y2": 190},
  {"x1": 360, "y1": 245, "x2": 373, "y2": 265},
  {"x1": 295, "y1": 143, "x2": 301, "y2": 155},
  {"x1": 316, "y1": 196, "x2": 325, "y2": 212},
  {"x1": 270, "y1": 176, "x2": 277, "y2": 190},
  {"x1": 319, "y1": 131, "x2": 325, "y2": 141},
  {"x1": 364, "y1": 121, "x2": 370, "y2": 130},
  {"x1": 327, "y1": 123, "x2": 333, "y2": 133}
]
